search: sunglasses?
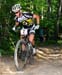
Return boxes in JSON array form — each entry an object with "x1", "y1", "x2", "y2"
[{"x1": 15, "y1": 11, "x2": 19, "y2": 14}]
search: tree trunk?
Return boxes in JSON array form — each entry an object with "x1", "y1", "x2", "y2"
[
  {"x1": 47, "y1": 0, "x2": 51, "y2": 18},
  {"x1": 55, "y1": 0, "x2": 62, "y2": 42},
  {"x1": 46, "y1": 0, "x2": 51, "y2": 40}
]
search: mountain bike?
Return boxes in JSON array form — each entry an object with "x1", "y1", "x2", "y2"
[{"x1": 14, "y1": 24, "x2": 39, "y2": 71}]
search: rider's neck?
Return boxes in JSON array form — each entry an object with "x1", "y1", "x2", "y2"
[{"x1": 19, "y1": 12, "x2": 23, "y2": 17}]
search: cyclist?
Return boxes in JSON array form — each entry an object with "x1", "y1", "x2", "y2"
[{"x1": 12, "y1": 4, "x2": 40, "y2": 54}]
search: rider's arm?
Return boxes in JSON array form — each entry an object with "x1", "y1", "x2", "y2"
[
  {"x1": 12, "y1": 21, "x2": 19, "y2": 31},
  {"x1": 33, "y1": 14, "x2": 40, "y2": 25},
  {"x1": 15, "y1": 21, "x2": 19, "y2": 27},
  {"x1": 14, "y1": 16, "x2": 20, "y2": 27}
]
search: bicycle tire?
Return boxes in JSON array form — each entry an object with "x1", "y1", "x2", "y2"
[{"x1": 14, "y1": 40, "x2": 29, "y2": 71}]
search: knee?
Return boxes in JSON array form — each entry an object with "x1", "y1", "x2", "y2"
[
  {"x1": 29, "y1": 34, "x2": 34, "y2": 43},
  {"x1": 29, "y1": 37, "x2": 34, "y2": 43}
]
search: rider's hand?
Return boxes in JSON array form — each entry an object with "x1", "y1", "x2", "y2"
[
  {"x1": 12, "y1": 26, "x2": 16, "y2": 31},
  {"x1": 35, "y1": 25, "x2": 40, "y2": 29}
]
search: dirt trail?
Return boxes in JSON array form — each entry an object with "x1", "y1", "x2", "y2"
[
  {"x1": 0, "y1": 46, "x2": 62, "y2": 75},
  {"x1": 0, "y1": 56, "x2": 62, "y2": 75}
]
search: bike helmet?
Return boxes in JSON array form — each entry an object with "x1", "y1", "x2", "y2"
[{"x1": 12, "y1": 4, "x2": 22, "y2": 13}]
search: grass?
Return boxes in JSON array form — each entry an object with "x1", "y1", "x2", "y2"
[
  {"x1": 36, "y1": 39, "x2": 62, "y2": 47},
  {"x1": 57, "y1": 40, "x2": 62, "y2": 44}
]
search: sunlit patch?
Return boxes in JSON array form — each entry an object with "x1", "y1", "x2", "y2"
[{"x1": 2, "y1": 67, "x2": 24, "y2": 74}]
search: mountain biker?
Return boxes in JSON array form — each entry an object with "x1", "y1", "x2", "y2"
[{"x1": 12, "y1": 4, "x2": 40, "y2": 54}]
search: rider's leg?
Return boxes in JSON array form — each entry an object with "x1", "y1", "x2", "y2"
[
  {"x1": 28, "y1": 33, "x2": 35, "y2": 46},
  {"x1": 28, "y1": 33, "x2": 36, "y2": 54},
  {"x1": 20, "y1": 33, "x2": 26, "y2": 52},
  {"x1": 20, "y1": 35, "x2": 26, "y2": 60}
]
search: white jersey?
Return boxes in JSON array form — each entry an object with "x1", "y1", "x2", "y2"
[
  {"x1": 14, "y1": 12, "x2": 33, "y2": 27},
  {"x1": 15, "y1": 12, "x2": 35, "y2": 34}
]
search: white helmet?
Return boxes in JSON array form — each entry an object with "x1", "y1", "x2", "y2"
[{"x1": 12, "y1": 4, "x2": 22, "y2": 13}]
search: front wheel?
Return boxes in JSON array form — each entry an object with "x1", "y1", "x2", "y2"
[{"x1": 14, "y1": 40, "x2": 29, "y2": 71}]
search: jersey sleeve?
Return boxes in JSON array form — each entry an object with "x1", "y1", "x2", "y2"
[{"x1": 23, "y1": 12, "x2": 33, "y2": 19}]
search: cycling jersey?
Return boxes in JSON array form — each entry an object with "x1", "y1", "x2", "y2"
[{"x1": 15, "y1": 12, "x2": 34, "y2": 28}]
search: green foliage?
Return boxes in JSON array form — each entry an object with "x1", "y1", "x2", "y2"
[{"x1": 0, "y1": 0, "x2": 62, "y2": 55}]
